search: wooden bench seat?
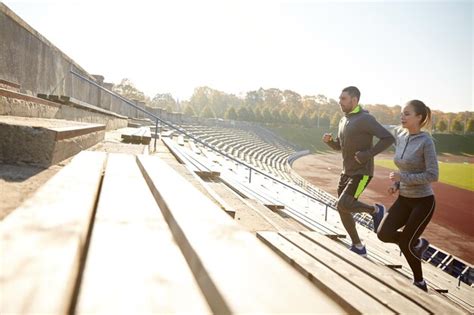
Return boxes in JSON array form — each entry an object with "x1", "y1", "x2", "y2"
[
  {"x1": 121, "y1": 127, "x2": 151, "y2": 144},
  {"x1": 75, "y1": 154, "x2": 210, "y2": 314},
  {"x1": 1, "y1": 151, "x2": 106, "y2": 314}
]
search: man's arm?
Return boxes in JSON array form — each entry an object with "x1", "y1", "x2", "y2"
[
  {"x1": 327, "y1": 138, "x2": 342, "y2": 151},
  {"x1": 322, "y1": 133, "x2": 341, "y2": 151},
  {"x1": 355, "y1": 115, "x2": 395, "y2": 163}
]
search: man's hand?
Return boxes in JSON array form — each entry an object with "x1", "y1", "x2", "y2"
[
  {"x1": 322, "y1": 133, "x2": 333, "y2": 143},
  {"x1": 389, "y1": 172, "x2": 401, "y2": 182},
  {"x1": 354, "y1": 151, "x2": 371, "y2": 164}
]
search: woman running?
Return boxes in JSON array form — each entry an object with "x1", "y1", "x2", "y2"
[{"x1": 377, "y1": 99, "x2": 438, "y2": 292}]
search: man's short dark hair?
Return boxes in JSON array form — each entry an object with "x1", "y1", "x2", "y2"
[{"x1": 342, "y1": 86, "x2": 361, "y2": 102}]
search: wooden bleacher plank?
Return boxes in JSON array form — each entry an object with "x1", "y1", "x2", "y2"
[
  {"x1": 301, "y1": 231, "x2": 467, "y2": 314},
  {"x1": 243, "y1": 198, "x2": 307, "y2": 231},
  {"x1": 0, "y1": 151, "x2": 106, "y2": 314},
  {"x1": 257, "y1": 232, "x2": 396, "y2": 314},
  {"x1": 210, "y1": 187, "x2": 277, "y2": 232},
  {"x1": 170, "y1": 139, "x2": 220, "y2": 179},
  {"x1": 136, "y1": 155, "x2": 346, "y2": 314},
  {"x1": 279, "y1": 231, "x2": 429, "y2": 314},
  {"x1": 76, "y1": 154, "x2": 210, "y2": 314}
]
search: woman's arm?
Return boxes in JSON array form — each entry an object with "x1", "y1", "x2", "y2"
[{"x1": 400, "y1": 138, "x2": 439, "y2": 184}]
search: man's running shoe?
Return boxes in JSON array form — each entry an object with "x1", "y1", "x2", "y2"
[{"x1": 350, "y1": 244, "x2": 367, "y2": 257}]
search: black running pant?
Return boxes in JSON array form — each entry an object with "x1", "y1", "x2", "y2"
[
  {"x1": 336, "y1": 174, "x2": 375, "y2": 244},
  {"x1": 377, "y1": 195, "x2": 435, "y2": 282}
]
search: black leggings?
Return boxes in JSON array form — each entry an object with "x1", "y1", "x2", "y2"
[{"x1": 377, "y1": 195, "x2": 435, "y2": 282}]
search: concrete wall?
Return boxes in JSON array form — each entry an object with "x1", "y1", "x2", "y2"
[
  {"x1": 0, "y1": 3, "x2": 92, "y2": 99},
  {"x1": 0, "y1": 3, "x2": 151, "y2": 121}
]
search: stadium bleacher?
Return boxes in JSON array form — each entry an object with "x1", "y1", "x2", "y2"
[{"x1": 1, "y1": 2, "x2": 473, "y2": 312}]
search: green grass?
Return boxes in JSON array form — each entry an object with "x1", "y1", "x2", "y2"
[
  {"x1": 432, "y1": 134, "x2": 474, "y2": 155},
  {"x1": 375, "y1": 160, "x2": 474, "y2": 191}
]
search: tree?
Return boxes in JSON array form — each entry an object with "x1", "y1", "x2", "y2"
[
  {"x1": 302, "y1": 97, "x2": 318, "y2": 111},
  {"x1": 184, "y1": 104, "x2": 197, "y2": 117},
  {"x1": 283, "y1": 89, "x2": 302, "y2": 108},
  {"x1": 237, "y1": 106, "x2": 250, "y2": 121},
  {"x1": 319, "y1": 112, "x2": 330, "y2": 128},
  {"x1": 247, "y1": 107, "x2": 256, "y2": 121},
  {"x1": 309, "y1": 110, "x2": 319, "y2": 127},
  {"x1": 298, "y1": 110, "x2": 310, "y2": 126},
  {"x1": 224, "y1": 107, "x2": 238, "y2": 120},
  {"x1": 190, "y1": 86, "x2": 212, "y2": 114},
  {"x1": 262, "y1": 107, "x2": 273, "y2": 123},
  {"x1": 271, "y1": 108, "x2": 281, "y2": 123},
  {"x1": 113, "y1": 78, "x2": 147, "y2": 102},
  {"x1": 245, "y1": 90, "x2": 264, "y2": 108},
  {"x1": 466, "y1": 118, "x2": 474, "y2": 133},
  {"x1": 200, "y1": 105, "x2": 216, "y2": 118},
  {"x1": 288, "y1": 109, "x2": 298, "y2": 124},
  {"x1": 331, "y1": 112, "x2": 342, "y2": 129},
  {"x1": 151, "y1": 93, "x2": 176, "y2": 110},
  {"x1": 254, "y1": 107, "x2": 264, "y2": 122},
  {"x1": 436, "y1": 120, "x2": 448, "y2": 133},
  {"x1": 451, "y1": 119, "x2": 464, "y2": 134},
  {"x1": 279, "y1": 108, "x2": 289, "y2": 123},
  {"x1": 264, "y1": 88, "x2": 283, "y2": 108}
]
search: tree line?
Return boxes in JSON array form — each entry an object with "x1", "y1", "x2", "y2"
[{"x1": 112, "y1": 78, "x2": 474, "y2": 134}]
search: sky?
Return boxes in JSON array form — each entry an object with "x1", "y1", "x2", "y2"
[{"x1": 3, "y1": 0, "x2": 473, "y2": 112}]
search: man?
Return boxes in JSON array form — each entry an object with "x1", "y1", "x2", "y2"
[{"x1": 323, "y1": 86, "x2": 394, "y2": 256}]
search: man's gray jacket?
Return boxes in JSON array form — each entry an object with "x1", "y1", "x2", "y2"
[{"x1": 327, "y1": 105, "x2": 395, "y2": 176}]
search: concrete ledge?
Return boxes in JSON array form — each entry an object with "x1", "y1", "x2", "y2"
[
  {"x1": 40, "y1": 95, "x2": 127, "y2": 120},
  {"x1": 0, "y1": 88, "x2": 127, "y2": 130},
  {"x1": 128, "y1": 117, "x2": 155, "y2": 126},
  {"x1": 0, "y1": 79, "x2": 21, "y2": 92},
  {"x1": 0, "y1": 116, "x2": 105, "y2": 166}
]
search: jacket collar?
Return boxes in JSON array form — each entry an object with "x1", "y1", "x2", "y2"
[{"x1": 346, "y1": 104, "x2": 362, "y2": 116}]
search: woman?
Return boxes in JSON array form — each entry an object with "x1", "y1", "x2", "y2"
[{"x1": 377, "y1": 100, "x2": 438, "y2": 292}]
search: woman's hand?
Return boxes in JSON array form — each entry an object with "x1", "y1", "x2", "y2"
[
  {"x1": 388, "y1": 184, "x2": 399, "y2": 196},
  {"x1": 389, "y1": 171, "x2": 401, "y2": 182}
]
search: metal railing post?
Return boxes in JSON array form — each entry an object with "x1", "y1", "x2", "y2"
[{"x1": 154, "y1": 118, "x2": 159, "y2": 152}]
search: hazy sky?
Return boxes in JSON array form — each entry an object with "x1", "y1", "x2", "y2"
[{"x1": 4, "y1": 0, "x2": 473, "y2": 112}]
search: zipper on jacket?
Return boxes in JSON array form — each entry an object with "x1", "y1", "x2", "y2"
[{"x1": 400, "y1": 135, "x2": 410, "y2": 159}]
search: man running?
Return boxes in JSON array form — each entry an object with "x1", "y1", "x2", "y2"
[{"x1": 323, "y1": 86, "x2": 394, "y2": 256}]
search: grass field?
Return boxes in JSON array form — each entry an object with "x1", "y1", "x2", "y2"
[{"x1": 375, "y1": 159, "x2": 474, "y2": 191}]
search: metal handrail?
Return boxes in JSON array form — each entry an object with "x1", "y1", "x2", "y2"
[{"x1": 70, "y1": 69, "x2": 337, "y2": 212}]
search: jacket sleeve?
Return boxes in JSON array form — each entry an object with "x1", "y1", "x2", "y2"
[
  {"x1": 366, "y1": 115, "x2": 395, "y2": 156},
  {"x1": 400, "y1": 138, "x2": 439, "y2": 184},
  {"x1": 355, "y1": 115, "x2": 395, "y2": 163}
]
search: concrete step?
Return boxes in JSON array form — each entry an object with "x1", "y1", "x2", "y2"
[
  {"x1": 0, "y1": 116, "x2": 105, "y2": 166},
  {"x1": 0, "y1": 88, "x2": 127, "y2": 130}
]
